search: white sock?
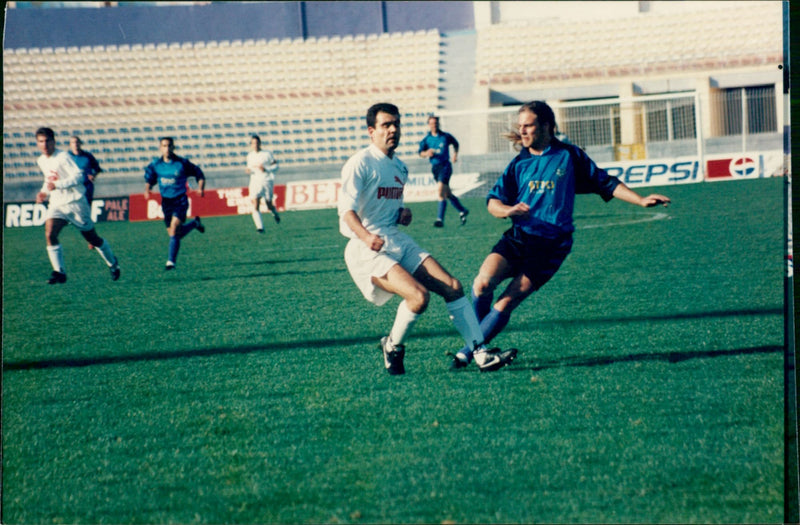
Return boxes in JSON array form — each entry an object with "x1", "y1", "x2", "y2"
[
  {"x1": 389, "y1": 300, "x2": 420, "y2": 346},
  {"x1": 252, "y1": 210, "x2": 264, "y2": 230},
  {"x1": 94, "y1": 239, "x2": 117, "y2": 267},
  {"x1": 46, "y1": 244, "x2": 65, "y2": 273},
  {"x1": 446, "y1": 296, "x2": 484, "y2": 353}
]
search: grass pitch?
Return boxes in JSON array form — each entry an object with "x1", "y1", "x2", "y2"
[{"x1": 2, "y1": 177, "x2": 785, "y2": 523}]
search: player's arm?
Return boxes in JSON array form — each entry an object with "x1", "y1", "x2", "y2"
[
  {"x1": 487, "y1": 198, "x2": 530, "y2": 219},
  {"x1": 90, "y1": 153, "x2": 103, "y2": 178},
  {"x1": 189, "y1": 161, "x2": 206, "y2": 197},
  {"x1": 418, "y1": 139, "x2": 433, "y2": 159},
  {"x1": 611, "y1": 183, "x2": 670, "y2": 208},
  {"x1": 48, "y1": 155, "x2": 84, "y2": 190},
  {"x1": 144, "y1": 164, "x2": 157, "y2": 200},
  {"x1": 449, "y1": 134, "x2": 459, "y2": 162},
  {"x1": 342, "y1": 210, "x2": 384, "y2": 251},
  {"x1": 267, "y1": 154, "x2": 278, "y2": 172}
]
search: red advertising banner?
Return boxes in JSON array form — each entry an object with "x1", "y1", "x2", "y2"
[{"x1": 128, "y1": 186, "x2": 286, "y2": 222}]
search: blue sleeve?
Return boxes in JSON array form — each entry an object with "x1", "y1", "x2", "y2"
[
  {"x1": 418, "y1": 136, "x2": 428, "y2": 153},
  {"x1": 446, "y1": 133, "x2": 459, "y2": 151},
  {"x1": 185, "y1": 159, "x2": 204, "y2": 181},
  {"x1": 144, "y1": 162, "x2": 157, "y2": 185},
  {"x1": 88, "y1": 153, "x2": 102, "y2": 174},
  {"x1": 569, "y1": 145, "x2": 620, "y2": 201},
  {"x1": 487, "y1": 157, "x2": 520, "y2": 205}
]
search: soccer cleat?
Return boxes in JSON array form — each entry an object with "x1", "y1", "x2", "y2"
[
  {"x1": 433, "y1": 219, "x2": 444, "y2": 228},
  {"x1": 459, "y1": 209, "x2": 469, "y2": 226},
  {"x1": 165, "y1": 261, "x2": 176, "y2": 271},
  {"x1": 448, "y1": 352, "x2": 470, "y2": 370},
  {"x1": 110, "y1": 264, "x2": 121, "y2": 281},
  {"x1": 273, "y1": 213, "x2": 281, "y2": 224},
  {"x1": 380, "y1": 336, "x2": 406, "y2": 375},
  {"x1": 195, "y1": 216, "x2": 205, "y2": 233},
  {"x1": 474, "y1": 347, "x2": 517, "y2": 372},
  {"x1": 47, "y1": 270, "x2": 67, "y2": 285},
  {"x1": 257, "y1": 228, "x2": 264, "y2": 234}
]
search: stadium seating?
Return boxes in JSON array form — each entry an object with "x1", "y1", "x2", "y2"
[
  {"x1": 475, "y1": 3, "x2": 782, "y2": 86},
  {"x1": 2, "y1": 30, "x2": 441, "y2": 178}
]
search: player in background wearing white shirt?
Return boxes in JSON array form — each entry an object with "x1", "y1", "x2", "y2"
[
  {"x1": 34, "y1": 127, "x2": 120, "y2": 284},
  {"x1": 338, "y1": 103, "x2": 517, "y2": 374},
  {"x1": 246, "y1": 135, "x2": 281, "y2": 232}
]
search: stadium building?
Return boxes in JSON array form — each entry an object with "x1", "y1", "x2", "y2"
[{"x1": 2, "y1": 1, "x2": 787, "y2": 206}]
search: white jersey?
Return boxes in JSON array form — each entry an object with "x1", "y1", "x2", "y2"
[
  {"x1": 338, "y1": 144, "x2": 409, "y2": 239},
  {"x1": 247, "y1": 150, "x2": 278, "y2": 181},
  {"x1": 37, "y1": 149, "x2": 87, "y2": 208}
]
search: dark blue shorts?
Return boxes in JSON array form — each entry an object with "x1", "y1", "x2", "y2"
[
  {"x1": 431, "y1": 162, "x2": 453, "y2": 184},
  {"x1": 491, "y1": 227, "x2": 573, "y2": 291},
  {"x1": 161, "y1": 194, "x2": 189, "y2": 227}
]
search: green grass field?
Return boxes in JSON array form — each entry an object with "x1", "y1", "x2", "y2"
[{"x1": 2, "y1": 177, "x2": 785, "y2": 524}]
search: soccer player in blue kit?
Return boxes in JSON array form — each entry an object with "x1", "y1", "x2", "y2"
[
  {"x1": 144, "y1": 137, "x2": 206, "y2": 271},
  {"x1": 419, "y1": 115, "x2": 469, "y2": 227},
  {"x1": 68, "y1": 135, "x2": 102, "y2": 206},
  {"x1": 450, "y1": 101, "x2": 671, "y2": 369},
  {"x1": 69, "y1": 135, "x2": 103, "y2": 250}
]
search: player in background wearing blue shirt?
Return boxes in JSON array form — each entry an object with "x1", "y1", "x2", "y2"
[
  {"x1": 144, "y1": 137, "x2": 206, "y2": 271},
  {"x1": 68, "y1": 135, "x2": 102, "y2": 205},
  {"x1": 419, "y1": 115, "x2": 469, "y2": 227},
  {"x1": 450, "y1": 101, "x2": 671, "y2": 369},
  {"x1": 68, "y1": 135, "x2": 103, "y2": 250}
]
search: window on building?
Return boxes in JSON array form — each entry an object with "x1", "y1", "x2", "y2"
[{"x1": 712, "y1": 85, "x2": 777, "y2": 136}]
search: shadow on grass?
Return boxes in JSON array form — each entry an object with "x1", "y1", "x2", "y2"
[
  {"x1": 199, "y1": 267, "x2": 346, "y2": 281},
  {"x1": 4, "y1": 307, "x2": 783, "y2": 372},
  {"x1": 513, "y1": 344, "x2": 782, "y2": 372},
  {"x1": 3, "y1": 336, "x2": 376, "y2": 372}
]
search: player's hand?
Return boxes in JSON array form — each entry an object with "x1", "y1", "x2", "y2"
[
  {"x1": 397, "y1": 207, "x2": 412, "y2": 226},
  {"x1": 36, "y1": 192, "x2": 47, "y2": 203},
  {"x1": 46, "y1": 181, "x2": 56, "y2": 191},
  {"x1": 641, "y1": 194, "x2": 671, "y2": 207},
  {"x1": 364, "y1": 233, "x2": 385, "y2": 252},
  {"x1": 506, "y1": 202, "x2": 531, "y2": 218},
  {"x1": 144, "y1": 190, "x2": 150, "y2": 200}
]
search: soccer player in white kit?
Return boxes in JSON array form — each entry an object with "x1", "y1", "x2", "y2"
[
  {"x1": 246, "y1": 135, "x2": 281, "y2": 232},
  {"x1": 338, "y1": 103, "x2": 516, "y2": 374},
  {"x1": 34, "y1": 127, "x2": 120, "y2": 284}
]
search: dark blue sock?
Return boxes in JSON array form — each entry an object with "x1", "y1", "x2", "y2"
[
  {"x1": 437, "y1": 200, "x2": 446, "y2": 221},
  {"x1": 480, "y1": 308, "x2": 511, "y2": 346},
  {"x1": 449, "y1": 194, "x2": 467, "y2": 213},
  {"x1": 168, "y1": 236, "x2": 180, "y2": 263},
  {"x1": 178, "y1": 220, "x2": 197, "y2": 239},
  {"x1": 472, "y1": 288, "x2": 493, "y2": 322},
  {"x1": 457, "y1": 307, "x2": 511, "y2": 360}
]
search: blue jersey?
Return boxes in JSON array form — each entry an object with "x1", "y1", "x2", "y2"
[
  {"x1": 68, "y1": 150, "x2": 102, "y2": 185},
  {"x1": 144, "y1": 155, "x2": 204, "y2": 199},
  {"x1": 419, "y1": 131, "x2": 458, "y2": 166},
  {"x1": 488, "y1": 141, "x2": 620, "y2": 238}
]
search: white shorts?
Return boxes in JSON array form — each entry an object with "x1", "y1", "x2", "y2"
[
  {"x1": 46, "y1": 199, "x2": 94, "y2": 232},
  {"x1": 344, "y1": 230, "x2": 430, "y2": 306},
  {"x1": 249, "y1": 173, "x2": 274, "y2": 201}
]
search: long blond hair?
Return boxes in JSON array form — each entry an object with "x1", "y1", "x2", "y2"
[{"x1": 504, "y1": 101, "x2": 557, "y2": 150}]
